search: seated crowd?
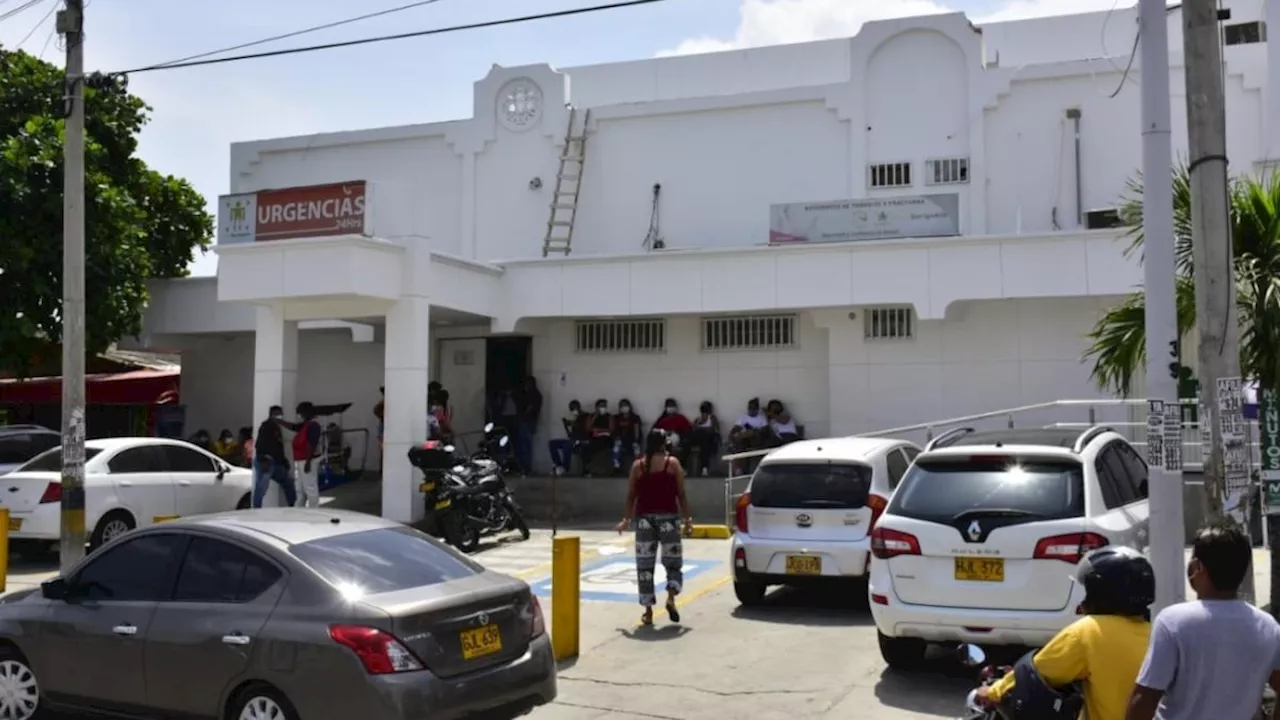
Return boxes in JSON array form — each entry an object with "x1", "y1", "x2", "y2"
[{"x1": 547, "y1": 396, "x2": 803, "y2": 477}]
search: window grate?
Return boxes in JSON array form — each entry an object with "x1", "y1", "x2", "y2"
[
  {"x1": 869, "y1": 162, "x2": 913, "y2": 189},
  {"x1": 574, "y1": 319, "x2": 666, "y2": 353},
  {"x1": 1224, "y1": 21, "x2": 1266, "y2": 46},
  {"x1": 926, "y1": 157, "x2": 970, "y2": 185},
  {"x1": 865, "y1": 307, "x2": 914, "y2": 340},
  {"x1": 701, "y1": 315, "x2": 797, "y2": 351}
]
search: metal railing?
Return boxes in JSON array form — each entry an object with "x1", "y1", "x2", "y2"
[{"x1": 719, "y1": 397, "x2": 1261, "y2": 529}]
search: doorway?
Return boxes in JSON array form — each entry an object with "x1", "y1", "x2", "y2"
[{"x1": 485, "y1": 337, "x2": 532, "y2": 407}]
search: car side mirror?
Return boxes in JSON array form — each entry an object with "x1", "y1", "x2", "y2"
[
  {"x1": 443, "y1": 445, "x2": 456, "y2": 454},
  {"x1": 499, "y1": 435, "x2": 510, "y2": 448},
  {"x1": 216, "y1": 465, "x2": 227, "y2": 480},
  {"x1": 957, "y1": 643, "x2": 986, "y2": 668},
  {"x1": 484, "y1": 422, "x2": 495, "y2": 433},
  {"x1": 41, "y1": 577, "x2": 69, "y2": 601}
]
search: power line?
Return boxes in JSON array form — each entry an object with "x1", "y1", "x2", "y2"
[
  {"x1": 14, "y1": 0, "x2": 54, "y2": 49},
  {"x1": 111, "y1": 0, "x2": 665, "y2": 76},
  {"x1": 146, "y1": 0, "x2": 451, "y2": 70},
  {"x1": 0, "y1": 0, "x2": 45, "y2": 24}
]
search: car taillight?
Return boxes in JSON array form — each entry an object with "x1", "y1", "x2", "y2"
[
  {"x1": 866, "y1": 493, "x2": 888, "y2": 528},
  {"x1": 530, "y1": 595, "x2": 546, "y2": 639},
  {"x1": 1033, "y1": 532, "x2": 1109, "y2": 564},
  {"x1": 870, "y1": 526, "x2": 920, "y2": 559},
  {"x1": 328, "y1": 625, "x2": 424, "y2": 674},
  {"x1": 735, "y1": 492, "x2": 750, "y2": 534},
  {"x1": 39, "y1": 483, "x2": 60, "y2": 504}
]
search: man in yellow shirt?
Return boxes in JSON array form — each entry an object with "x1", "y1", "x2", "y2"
[{"x1": 977, "y1": 546, "x2": 1155, "y2": 720}]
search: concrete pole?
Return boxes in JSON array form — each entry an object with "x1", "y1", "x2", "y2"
[
  {"x1": 1182, "y1": 0, "x2": 1253, "y2": 601},
  {"x1": 1140, "y1": 0, "x2": 1188, "y2": 614},
  {"x1": 57, "y1": 0, "x2": 87, "y2": 571}
]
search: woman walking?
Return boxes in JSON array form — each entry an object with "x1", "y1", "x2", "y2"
[{"x1": 616, "y1": 429, "x2": 694, "y2": 625}]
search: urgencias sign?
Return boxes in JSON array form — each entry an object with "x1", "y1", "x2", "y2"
[{"x1": 217, "y1": 181, "x2": 369, "y2": 244}]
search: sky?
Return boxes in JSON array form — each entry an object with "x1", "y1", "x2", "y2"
[{"x1": 0, "y1": 0, "x2": 1124, "y2": 277}]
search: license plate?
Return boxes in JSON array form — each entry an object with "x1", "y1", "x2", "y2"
[
  {"x1": 954, "y1": 557, "x2": 1004, "y2": 582},
  {"x1": 434, "y1": 499, "x2": 452, "y2": 510},
  {"x1": 8, "y1": 517, "x2": 21, "y2": 532},
  {"x1": 785, "y1": 555, "x2": 822, "y2": 575},
  {"x1": 459, "y1": 624, "x2": 503, "y2": 660},
  {"x1": 419, "y1": 481, "x2": 436, "y2": 493}
]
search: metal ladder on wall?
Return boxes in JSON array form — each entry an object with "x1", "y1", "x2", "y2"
[{"x1": 542, "y1": 106, "x2": 591, "y2": 257}]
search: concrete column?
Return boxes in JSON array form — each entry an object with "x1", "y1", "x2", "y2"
[
  {"x1": 383, "y1": 296, "x2": 430, "y2": 523},
  {"x1": 252, "y1": 304, "x2": 298, "y2": 423},
  {"x1": 813, "y1": 310, "x2": 869, "y2": 437},
  {"x1": 1268, "y1": 0, "x2": 1280, "y2": 160}
]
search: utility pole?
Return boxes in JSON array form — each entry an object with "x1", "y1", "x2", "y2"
[
  {"x1": 1139, "y1": 0, "x2": 1187, "y2": 615},
  {"x1": 57, "y1": 0, "x2": 87, "y2": 572},
  {"x1": 1182, "y1": 0, "x2": 1254, "y2": 601}
]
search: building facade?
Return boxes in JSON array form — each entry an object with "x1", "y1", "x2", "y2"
[{"x1": 135, "y1": 2, "x2": 1280, "y2": 521}]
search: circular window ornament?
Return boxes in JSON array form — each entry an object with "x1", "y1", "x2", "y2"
[{"x1": 497, "y1": 79, "x2": 542, "y2": 132}]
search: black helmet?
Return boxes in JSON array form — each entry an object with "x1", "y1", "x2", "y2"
[{"x1": 1075, "y1": 546, "x2": 1155, "y2": 617}]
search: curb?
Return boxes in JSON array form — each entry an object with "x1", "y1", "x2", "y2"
[{"x1": 689, "y1": 524, "x2": 732, "y2": 539}]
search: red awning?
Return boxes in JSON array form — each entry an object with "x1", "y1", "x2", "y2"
[{"x1": 0, "y1": 370, "x2": 180, "y2": 405}]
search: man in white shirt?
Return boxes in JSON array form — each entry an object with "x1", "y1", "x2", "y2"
[{"x1": 728, "y1": 398, "x2": 769, "y2": 475}]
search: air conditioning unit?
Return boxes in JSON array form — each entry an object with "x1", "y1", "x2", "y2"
[{"x1": 1085, "y1": 208, "x2": 1123, "y2": 230}]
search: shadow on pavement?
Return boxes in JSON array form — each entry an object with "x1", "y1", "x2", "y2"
[
  {"x1": 730, "y1": 585, "x2": 874, "y2": 627},
  {"x1": 873, "y1": 661, "x2": 976, "y2": 717},
  {"x1": 619, "y1": 624, "x2": 692, "y2": 642}
]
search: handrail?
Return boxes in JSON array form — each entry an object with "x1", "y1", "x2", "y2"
[{"x1": 854, "y1": 397, "x2": 1199, "y2": 440}]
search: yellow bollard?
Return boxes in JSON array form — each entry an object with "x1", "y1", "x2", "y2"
[
  {"x1": 550, "y1": 535, "x2": 580, "y2": 662},
  {"x1": 0, "y1": 508, "x2": 10, "y2": 593}
]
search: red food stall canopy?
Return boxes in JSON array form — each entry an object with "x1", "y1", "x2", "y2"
[{"x1": 0, "y1": 369, "x2": 180, "y2": 405}]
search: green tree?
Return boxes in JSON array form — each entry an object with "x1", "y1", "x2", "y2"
[{"x1": 0, "y1": 46, "x2": 212, "y2": 375}]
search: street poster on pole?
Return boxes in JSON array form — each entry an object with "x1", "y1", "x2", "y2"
[
  {"x1": 1163, "y1": 401, "x2": 1183, "y2": 471},
  {"x1": 1218, "y1": 377, "x2": 1251, "y2": 500},
  {"x1": 1146, "y1": 400, "x2": 1166, "y2": 469},
  {"x1": 1259, "y1": 387, "x2": 1280, "y2": 515}
]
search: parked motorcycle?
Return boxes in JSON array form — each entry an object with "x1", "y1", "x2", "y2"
[
  {"x1": 954, "y1": 644, "x2": 1007, "y2": 720},
  {"x1": 408, "y1": 431, "x2": 530, "y2": 553}
]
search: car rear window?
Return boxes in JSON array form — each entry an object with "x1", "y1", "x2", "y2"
[
  {"x1": 290, "y1": 527, "x2": 482, "y2": 595},
  {"x1": 888, "y1": 456, "x2": 1085, "y2": 523},
  {"x1": 750, "y1": 463, "x2": 872, "y2": 509},
  {"x1": 19, "y1": 447, "x2": 102, "y2": 472}
]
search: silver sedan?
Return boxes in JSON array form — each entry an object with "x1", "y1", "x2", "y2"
[{"x1": 0, "y1": 508, "x2": 556, "y2": 719}]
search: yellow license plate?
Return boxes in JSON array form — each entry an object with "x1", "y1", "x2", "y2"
[
  {"x1": 419, "y1": 481, "x2": 437, "y2": 493},
  {"x1": 785, "y1": 555, "x2": 822, "y2": 575},
  {"x1": 434, "y1": 499, "x2": 452, "y2": 510},
  {"x1": 954, "y1": 557, "x2": 1005, "y2": 582},
  {"x1": 8, "y1": 517, "x2": 21, "y2": 532},
  {"x1": 459, "y1": 624, "x2": 503, "y2": 660}
]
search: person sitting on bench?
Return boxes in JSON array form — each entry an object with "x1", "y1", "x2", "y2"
[
  {"x1": 727, "y1": 398, "x2": 769, "y2": 475},
  {"x1": 612, "y1": 398, "x2": 644, "y2": 472},
  {"x1": 584, "y1": 399, "x2": 615, "y2": 477},
  {"x1": 765, "y1": 399, "x2": 801, "y2": 446},
  {"x1": 549, "y1": 399, "x2": 587, "y2": 476},
  {"x1": 653, "y1": 398, "x2": 693, "y2": 466},
  {"x1": 689, "y1": 401, "x2": 721, "y2": 477}
]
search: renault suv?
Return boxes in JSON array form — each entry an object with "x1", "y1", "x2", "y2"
[
  {"x1": 730, "y1": 437, "x2": 922, "y2": 606},
  {"x1": 868, "y1": 426, "x2": 1150, "y2": 670}
]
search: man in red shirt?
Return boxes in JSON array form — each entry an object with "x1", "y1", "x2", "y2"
[
  {"x1": 291, "y1": 402, "x2": 324, "y2": 508},
  {"x1": 653, "y1": 398, "x2": 693, "y2": 466}
]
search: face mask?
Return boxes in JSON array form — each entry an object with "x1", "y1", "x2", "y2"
[
  {"x1": 620, "y1": 406, "x2": 631, "y2": 415},
  {"x1": 596, "y1": 405, "x2": 607, "y2": 413},
  {"x1": 271, "y1": 413, "x2": 282, "y2": 420},
  {"x1": 665, "y1": 406, "x2": 676, "y2": 415}
]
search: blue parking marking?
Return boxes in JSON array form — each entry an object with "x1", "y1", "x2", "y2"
[{"x1": 529, "y1": 556, "x2": 721, "y2": 603}]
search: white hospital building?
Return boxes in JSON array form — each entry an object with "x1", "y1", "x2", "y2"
[{"x1": 132, "y1": 2, "x2": 1280, "y2": 521}]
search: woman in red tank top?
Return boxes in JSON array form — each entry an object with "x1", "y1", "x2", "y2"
[{"x1": 616, "y1": 429, "x2": 693, "y2": 626}]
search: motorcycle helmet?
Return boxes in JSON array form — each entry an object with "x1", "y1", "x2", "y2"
[{"x1": 1075, "y1": 545, "x2": 1155, "y2": 618}]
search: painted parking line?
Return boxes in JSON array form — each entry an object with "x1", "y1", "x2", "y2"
[{"x1": 529, "y1": 556, "x2": 722, "y2": 603}]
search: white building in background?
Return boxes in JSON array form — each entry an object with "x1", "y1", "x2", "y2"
[{"x1": 132, "y1": 2, "x2": 1280, "y2": 522}]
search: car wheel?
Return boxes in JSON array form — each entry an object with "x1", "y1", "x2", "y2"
[
  {"x1": 0, "y1": 645, "x2": 42, "y2": 720},
  {"x1": 89, "y1": 510, "x2": 136, "y2": 551},
  {"x1": 877, "y1": 631, "x2": 926, "y2": 671},
  {"x1": 733, "y1": 577, "x2": 767, "y2": 606},
  {"x1": 236, "y1": 493, "x2": 252, "y2": 510},
  {"x1": 229, "y1": 684, "x2": 298, "y2": 720}
]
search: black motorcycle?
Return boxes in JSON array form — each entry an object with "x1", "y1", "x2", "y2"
[{"x1": 408, "y1": 433, "x2": 530, "y2": 553}]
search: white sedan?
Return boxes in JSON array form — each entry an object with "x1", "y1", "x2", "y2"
[{"x1": 0, "y1": 437, "x2": 254, "y2": 555}]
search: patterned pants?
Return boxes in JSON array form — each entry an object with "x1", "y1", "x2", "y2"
[{"x1": 635, "y1": 514, "x2": 683, "y2": 607}]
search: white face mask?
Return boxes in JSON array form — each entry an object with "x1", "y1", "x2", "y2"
[
  {"x1": 620, "y1": 406, "x2": 631, "y2": 415},
  {"x1": 596, "y1": 406, "x2": 607, "y2": 413},
  {"x1": 665, "y1": 406, "x2": 677, "y2": 415}
]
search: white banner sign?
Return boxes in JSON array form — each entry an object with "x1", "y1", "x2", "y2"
[{"x1": 769, "y1": 193, "x2": 961, "y2": 244}]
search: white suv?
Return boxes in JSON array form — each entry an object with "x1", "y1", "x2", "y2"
[
  {"x1": 868, "y1": 426, "x2": 1150, "y2": 670},
  {"x1": 730, "y1": 437, "x2": 922, "y2": 606}
]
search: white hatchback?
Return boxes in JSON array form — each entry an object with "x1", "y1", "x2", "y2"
[
  {"x1": 730, "y1": 437, "x2": 922, "y2": 606},
  {"x1": 869, "y1": 426, "x2": 1150, "y2": 670},
  {"x1": 0, "y1": 437, "x2": 255, "y2": 555}
]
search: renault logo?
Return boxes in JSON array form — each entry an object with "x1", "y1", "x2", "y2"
[
  {"x1": 967, "y1": 520, "x2": 982, "y2": 541},
  {"x1": 477, "y1": 612, "x2": 490, "y2": 626},
  {"x1": 795, "y1": 513, "x2": 813, "y2": 528}
]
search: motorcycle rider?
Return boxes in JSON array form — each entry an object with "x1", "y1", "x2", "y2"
[{"x1": 976, "y1": 545, "x2": 1155, "y2": 720}]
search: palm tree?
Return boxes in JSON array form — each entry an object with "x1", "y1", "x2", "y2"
[{"x1": 1085, "y1": 166, "x2": 1280, "y2": 616}]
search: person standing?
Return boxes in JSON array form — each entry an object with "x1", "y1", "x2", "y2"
[
  {"x1": 253, "y1": 406, "x2": 297, "y2": 508},
  {"x1": 1126, "y1": 525, "x2": 1280, "y2": 720},
  {"x1": 291, "y1": 402, "x2": 324, "y2": 508},
  {"x1": 615, "y1": 429, "x2": 694, "y2": 626},
  {"x1": 515, "y1": 376, "x2": 542, "y2": 474}
]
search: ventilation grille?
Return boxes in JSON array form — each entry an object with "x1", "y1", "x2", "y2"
[
  {"x1": 865, "y1": 307, "x2": 914, "y2": 340},
  {"x1": 926, "y1": 157, "x2": 970, "y2": 185},
  {"x1": 869, "y1": 162, "x2": 912, "y2": 189},
  {"x1": 701, "y1": 315, "x2": 797, "y2": 351},
  {"x1": 574, "y1": 319, "x2": 666, "y2": 353},
  {"x1": 1224, "y1": 21, "x2": 1266, "y2": 46}
]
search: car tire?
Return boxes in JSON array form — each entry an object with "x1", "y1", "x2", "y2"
[
  {"x1": 877, "y1": 631, "x2": 926, "y2": 671},
  {"x1": 89, "y1": 510, "x2": 136, "y2": 552},
  {"x1": 0, "y1": 644, "x2": 43, "y2": 720},
  {"x1": 733, "y1": 577, "x2": 767, "y2": 606},
  {"x1": 236, "y1": 493, "x2": 252, "y2": 510},
  {"x1": 227, "y1": 684, "x2": 299, "y2": 720}
]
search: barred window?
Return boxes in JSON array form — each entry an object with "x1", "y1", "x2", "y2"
[
  {"x1": 869, "y1": 162, "x2": 912, "y2": 189},
  {"x1": 926, "y1": 157, "x2": 969, "y2": 185},
  {"x1": 701, "y1": 315, "x2": 797, "y2": 351},
  {"x1": 865, "y1": 307, "x2": 914, "y2": 340},
  {"x1": 574, "y1": 319, "x2": 666, "y2": 353}
]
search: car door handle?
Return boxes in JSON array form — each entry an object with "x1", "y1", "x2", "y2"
[
  {"x1": 178, "y1": 480, "x2": 192, "y2": 486},
  {"x1": 112, "y1": 624, "x2": 138, "y2": 637},
  {"x1": 118, "y1": 481, "x2": 134, "y2": 487},
  {"x1": 221, "y1": 633, "x2": 251, "y2": 646}
]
